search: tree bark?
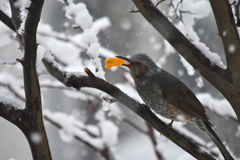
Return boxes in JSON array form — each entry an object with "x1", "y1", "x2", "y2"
[{"x1": 3, "y1": 0, "x2": 53, "y2": 159}]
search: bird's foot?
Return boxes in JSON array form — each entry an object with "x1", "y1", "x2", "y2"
[{"x1": 161, "y1": 120, "x2": 174, "y2": 135}]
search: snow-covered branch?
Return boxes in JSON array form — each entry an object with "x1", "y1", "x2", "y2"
[
  {"x1": 44, "y1": 110, "x2": 117, "y2": 160},
  {"x1": 0, "y1": 94, "x2": 23, "y2": 125}
]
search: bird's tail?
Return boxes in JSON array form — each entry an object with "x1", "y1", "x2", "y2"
[{"x1": 191, "y1": 118, "x2": 234, "y2": 160}]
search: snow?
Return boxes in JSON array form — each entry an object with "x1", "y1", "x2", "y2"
[
  {"x1": 171, "y1": 0, "x2": 211, "y2": 42},
  {"x1": 119, "y1": 18, "x2": 132, "y2": 31},
  {"x1": 0, "y1": 93, "x2": 22, "y2": 109},
  {"x1": 193, "y1": 42, "x2": 226, "y2": 69},
  {"x1": 81, "y1": 29, "x2": 98, "y2": 45},
  {"x1": 65, "y1": 71, "x2": 86, "y2": 78},
  {"x1": 36, "y1": 45, "x2": 46, "y2": 74},
  {"x1": 0, "y1": 73, "x2": 25, "y2": 103},
  {"x1": 196, "y1": 77, "x2": 204, "y2": 88},
  {"x1": 102, "y1": 100, "x2": 124, "y2": 121},
  {"x1": 164, "y1": 0, "x2": 214, "y2": 74},
  {"x1": 149, "y1": 37, "x2": 156, "y2": 43},
  {"x1": 13, "y1": 0, "x2": 31, "y2": 35},
  {"x1": 44, "y1": 109, "x2": 120, "y2": 154},
  {"x1": 38, "y1": 35, "x2": 81, "y2": 65},
  {"x1": 153, "y1": 43, "x2": 162, "y2": 51},
  {"x1": 65, "y1": 3, "x2": 93, "y2": 30},
  {"x1": 178, "y1": 69, "x2": 184, "y2": 77},
  {"x1": 44, "y1": 110, "x2": 105, "y2": 150},
  {"x1": 95, "y1": 110, "x2": 119, "y2": 147},
  {"x1": 30, "y1": 132, "x2": 42, "y2": 144},
  {"x1": 85, "y1": 125, "x2": 100, "y2": 137},
  {"x1": 42, "y1": 51, "x2": 59, "y2": 69},
  {"x1": 87, "y1": 43, "x2": 106, "y2": 79},
  {"x1": 91, "y1": 17, "x2": 111, "y2": 35},
  {"x1": 196, "y1": 93, "x2": 236, "y2": 119},
  {"x1": 0, "y1": 0, "x2": 11, "y2": 17},
  {"x1": 59, "y1": 129, "x2": 74, "y2": 142},
  {"x1": 228, "y1": 44, "x2": 236, "y2": 54},
  {"x1": 222, "y1": 30, "x2": 227, "y2": 37},
  {"x1": 37, "y1": 15, "x2": 112, "y2": 79},
  {"x1": 179, "y1": 55, "x2": 195, "y2": 76}
]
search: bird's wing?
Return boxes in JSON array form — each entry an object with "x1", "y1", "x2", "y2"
[{"x1": 156, "y1": 73, "x2": 212, "y2": 125}]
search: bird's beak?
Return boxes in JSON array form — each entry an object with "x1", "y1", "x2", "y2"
[{"x1": 115, "y1": 56, "x2": 132, "y2": 66}]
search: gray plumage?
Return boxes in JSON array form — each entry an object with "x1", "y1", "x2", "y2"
[{"x1": 117, "y1": 53, "x2": 233, "y2": 160}]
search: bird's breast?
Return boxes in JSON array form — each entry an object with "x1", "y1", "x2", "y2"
[{"x1": 135, "y1": 80, "x2": 192, "y2": 122}]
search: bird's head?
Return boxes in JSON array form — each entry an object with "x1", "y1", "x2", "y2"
[{"x1": 115, "y1": 54, "x2": 159, "y2": 79}]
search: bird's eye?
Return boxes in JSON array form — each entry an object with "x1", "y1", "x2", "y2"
[{"x1": 135, "y1": 62, "x2": 141, "y2": 65}]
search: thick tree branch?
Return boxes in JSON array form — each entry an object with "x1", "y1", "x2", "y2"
[
  {"x1": 42, "y1": 58, "x2": 216, "y2": 160},
  {"x1": 209, "y1": 0, "x2": 240, "y2": 84},
  {"x1": 1, "y1": 0, "x2": 53, "y2": 159},
  {"x1": 209, "y1": 0, "x2": 240, "y2": 119}
]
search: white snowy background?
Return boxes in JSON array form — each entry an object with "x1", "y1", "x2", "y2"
[{"x1": 0, "y1": 0, "x2": 239, "y2": 160}]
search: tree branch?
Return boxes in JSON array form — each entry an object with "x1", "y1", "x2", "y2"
[
  {"x1": 209, "y1": 0, "x2": 240, "y2": 84},
  {"x1": 0, "y1": 102, "x2": 25, "y2": 127},
  {"x1": 131, "y1": 0, "x2": 240, "y2": 121},
  {"x1": 0, "y1": 10, "x2": 15, "y2": 31},
  {"x1": 3, "y1": 0, "x2": 53, "y2": 159},
  {"x1": 131, "y1": 0, "x2": 228, "y2": 85},
  {"x1": 146, "y1": 123, "x2": 164, "y2": 160},
  {"x1": 42, "y1": 57, "x2": 216, "y2": 160}
]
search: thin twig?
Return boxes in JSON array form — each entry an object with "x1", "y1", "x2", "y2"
[
  {"x1": 0, "y1": 61, "x2": 18, "y2": 65},
  {"x1": 146, "y1": 123, "x2": 164, "y2": 160},
  {"x1": 155, "y1": 0, "x2": 165, "y2": 8}
]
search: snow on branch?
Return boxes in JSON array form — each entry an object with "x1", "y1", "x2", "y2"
[
  {"x1": 65, "y1": 3, "x2": 93, "y2": 31},
  {"x1": 44, "y1": 110, "x2": 104, "y2": 149},
  {"x1": 13, "y1": 0, "x2": 31, "y2": 35},
  {"x1": 193, "y1": 42, "x2": 227, "y2": 69},
  {"x1": 43, "y1": 109, "x2": 119, "y2": 160},
  {"x1": 0, "y1": 72, "x2": 26, "y2": 102},
  {"x1": 0, "y1": 93, "x2": 22, "y2": 109},
  {"x1": 0, "y1": 93, "x2": 24, "y2": 126}
]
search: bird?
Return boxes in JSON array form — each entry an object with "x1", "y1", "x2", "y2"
[{"x1": 113, "y1": 53, "x2": 234, "y2": 160}]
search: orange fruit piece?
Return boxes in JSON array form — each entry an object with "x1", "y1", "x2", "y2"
[{"x1": 105, "y1": 57, "x2": 125, "y2": 69}]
